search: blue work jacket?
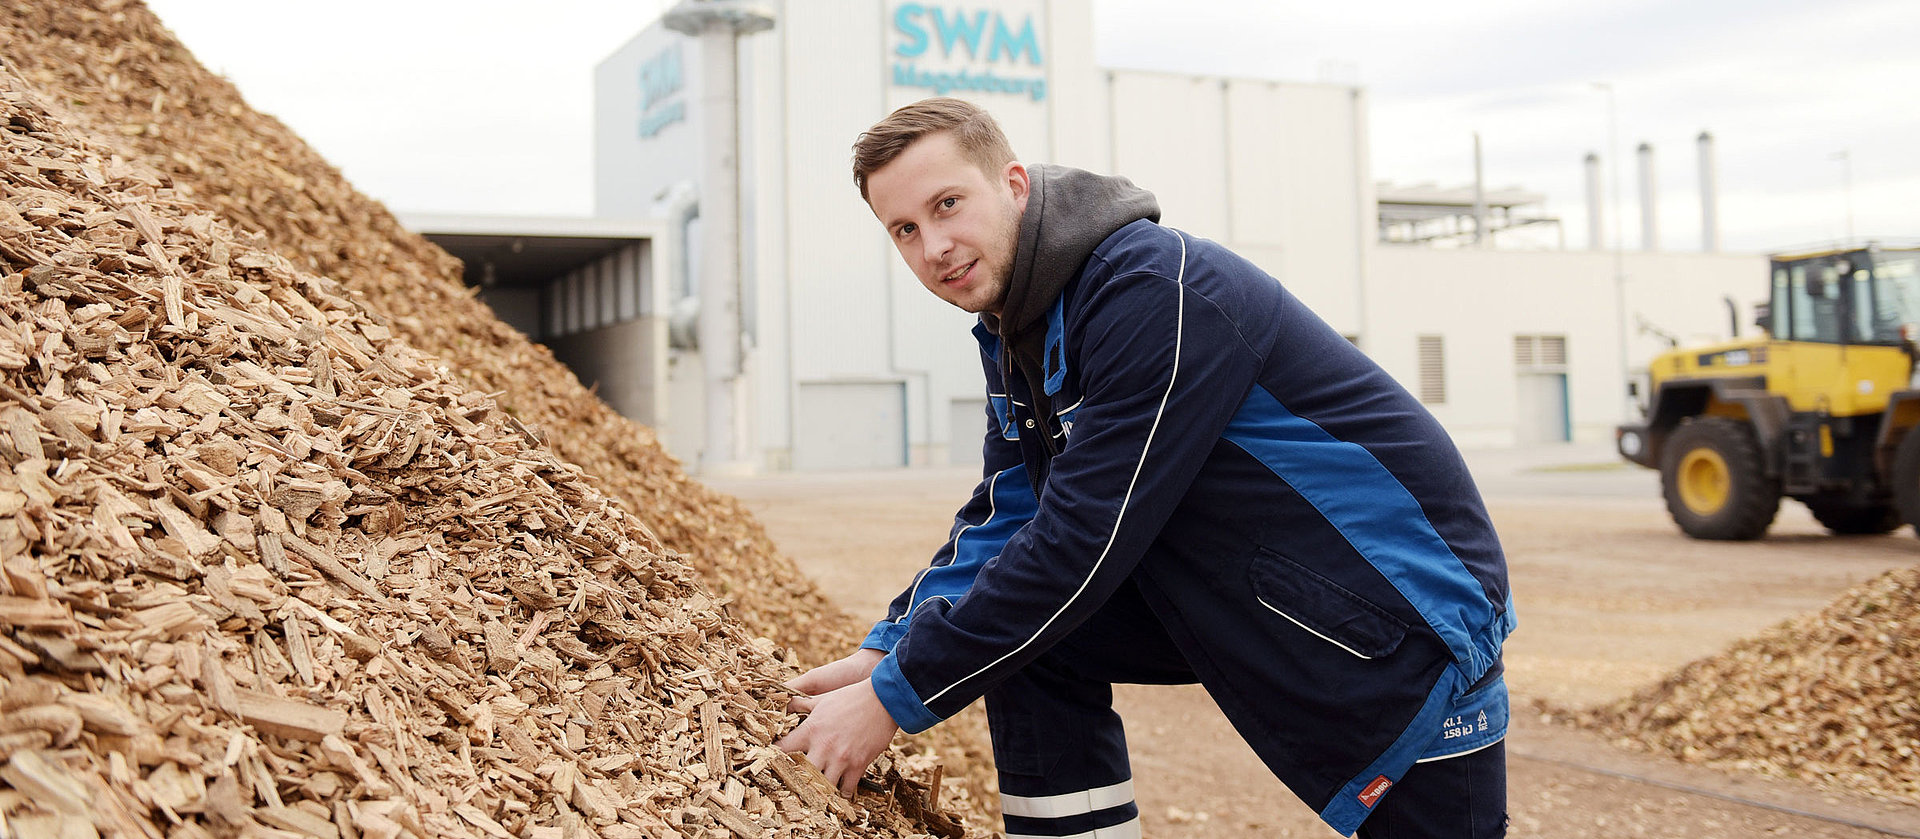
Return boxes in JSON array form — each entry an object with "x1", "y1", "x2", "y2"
[{"x1": 863, "y1": 219, "x2": 1515, "y2": 835}]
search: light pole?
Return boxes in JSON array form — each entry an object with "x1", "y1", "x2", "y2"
[{"x1": 1593, "y1": 82, "x2": 1631, "y2": 419}]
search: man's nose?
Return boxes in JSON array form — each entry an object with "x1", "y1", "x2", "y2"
[{"x1": 921, "y1": 227, "x2": 952, "y2": 265}]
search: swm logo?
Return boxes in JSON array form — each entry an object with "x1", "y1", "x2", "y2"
[
  {"x1": 889, "y1": 3, "x2": 1048, "y2": 101},
  {"x1": 637, "y1": 45, "x2": 686, "y2": 139},
  {"x1": 893, "y1": 3, "x2": 1042, "y2": 64}
]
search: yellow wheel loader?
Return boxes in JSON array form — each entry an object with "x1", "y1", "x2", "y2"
[{"x1": 1616, "y1": 244, "x2": 1920, "y2": 539}]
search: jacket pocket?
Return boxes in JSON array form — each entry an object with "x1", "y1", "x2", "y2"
[
  {"x1": 988, "y1": 394, "x2": 1020, "y2": 440},
  {"x1": 1248, "y1": 548, "x2": 1408, "y2": 660}
]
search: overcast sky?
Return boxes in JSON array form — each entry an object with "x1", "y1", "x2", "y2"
[{"x1": 142, "y1": 0, "x2": 1916, "y2": 254}]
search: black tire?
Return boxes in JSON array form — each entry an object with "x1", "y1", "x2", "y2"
[
  {"x1": 1892, "y1": 429, "x2": 1920, "y2": 537},
  {"x1": 1660, "y1": 417, "x2": 1780, "y2": 540},
  {"x1": 1802, "y1": 497, "x2": 1901, "y2": 535}
]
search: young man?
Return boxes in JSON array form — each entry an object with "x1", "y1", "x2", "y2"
[{"x1": 776, "y1": 98, "x2": 1513, "y2": 839}]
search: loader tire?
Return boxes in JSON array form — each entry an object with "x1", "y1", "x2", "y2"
[
  {"x1": 1892, "y1": 429, "x2": 1920, "y2": 537},
  {"x1": 1803, "y1": 497, "x2": 1900, "y2": 535},
  {"x1": 1660, "y1": 417, "x2": 1780, "y2": 540}
]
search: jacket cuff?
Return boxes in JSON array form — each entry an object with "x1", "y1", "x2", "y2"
[
  {"x1": 870, "y1": 654, "x2": 942, "y2": 734},
  {"x1": 862, "y1": 619, "x2": 907, "y2": 653}
]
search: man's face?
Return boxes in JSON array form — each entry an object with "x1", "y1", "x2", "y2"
[{"x1": 866, "y1": 131, "x2": 1029, "y2": 316}]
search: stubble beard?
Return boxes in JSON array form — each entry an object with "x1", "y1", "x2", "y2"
[{"x1": 980, "y1": 198, "x2": 1022, "y2": 316}]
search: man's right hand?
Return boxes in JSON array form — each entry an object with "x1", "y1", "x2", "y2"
[{"x1": 786, "y1": 648, "x2": 887, "y2": 697}]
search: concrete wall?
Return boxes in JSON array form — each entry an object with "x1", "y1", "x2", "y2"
[
  {"x1": 665, "y1": 348, "x2": 704, "y2": 466},
  {"x1": 794, "y1": 380, "x2": 908, "y2": 470},
  {"x1": 534, "y1": 238, "x2": 673, "y2": 436},
  {"x1": 1365, "y1": 247, "x2": 1767, "y2": 446},
  {"x1": 1108, "y1": 73, "x2": 1369, "y2": 331},
  {"x1": 549, "y1": 317, "x2": 671, "y2": 429},
  {"x1": 478, "y1": 288, "x2": 541, "y2": 337},
  {"x1": 768, "y1": 0, "x2": 895, "y2": 467},
  {"x1": 595, "y1": 27, "x2": 704, "y2": 218}
]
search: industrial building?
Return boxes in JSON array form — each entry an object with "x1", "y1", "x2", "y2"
[{"x1": 409, "y1": 0, "x2": 1765, "y2": 473}]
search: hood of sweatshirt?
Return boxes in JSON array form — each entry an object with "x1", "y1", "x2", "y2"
[
  {"x1": 983, "y1": 163, "x2": 1158, "y2": 448},
  {"x1": 988, "y1": 163, "x2": 1161, "y2": 344}
]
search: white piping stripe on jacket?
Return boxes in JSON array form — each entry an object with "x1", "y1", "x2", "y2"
[
  {"x1": 1254, "y1": 596, "x2": 1374, "y2": 660},
  {"x1": 925, "y1": 232, "x2": 1189, "y2": 706},
  {"x1": 902, "y1": 467, "x2": 1010, "y2": 621},
  {"x1": 1000, "y1": 779, "x2": 1135, "y2": 819},
  {"x1": 1005, "y1": 817, "x2": 1142, "y2": 839}
]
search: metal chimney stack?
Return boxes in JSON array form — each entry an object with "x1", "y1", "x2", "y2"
[
  {"x1": 665, "y1": 0, "x2": 776, "y2": 476},
  {"x1": 1698, "y1": 131, "x2": 1720, "y2": 253},
  {"x1": 1585, "y1": 152, "x2": 1604, "y2": 251},
  {"x1": 1637, "y1": 142, "x2": 1658, "y2": 252},
  {"x1": 1473, "y1": 133, "x2": 1488, "y2": 247}
]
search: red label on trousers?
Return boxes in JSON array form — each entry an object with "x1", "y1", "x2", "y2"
[{"x1": 1357, "y1": 775, "x2": 1393, "y2": 808}]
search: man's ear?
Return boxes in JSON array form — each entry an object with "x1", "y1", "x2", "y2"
[{"x1": 1005, "y1": 162, "x2": 1030, "y2": 211}]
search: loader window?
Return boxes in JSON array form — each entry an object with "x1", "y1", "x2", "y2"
[
  {"x1": 1770, "y1": 266, "x2": 1790, "y2": 336},
  {"x1": 1785, "y1": 259, "x2": 1845, "y2": 343},
  {"x1": 1866, "y1": 252, "x2": 1920, "y2": 344},
  {"x1": 1853, "y1": 265, "x2": 1878, "y2": 342}
]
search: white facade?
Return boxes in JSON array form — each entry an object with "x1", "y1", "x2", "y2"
[
  {"x1": 594, "y1": 0, "x2": 1763, "y2": 471},
  {"x1": 1366, "y1": 248, "x2": 1765, "y2": 447}
]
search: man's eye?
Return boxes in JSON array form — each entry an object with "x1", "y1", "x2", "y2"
[
  {"x1": 941, "y1": 197, "x2": 958, "y2": 209},
  {"x1": 897, "y1": 223, "x2": 915, "y2": 238}
]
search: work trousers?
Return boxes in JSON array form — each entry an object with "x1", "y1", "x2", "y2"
[{"x1": 983, "y1": 578, "x2": 1507, "y2": 839}]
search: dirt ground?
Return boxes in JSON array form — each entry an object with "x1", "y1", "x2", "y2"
[{"x1": 711, "y1": 446, "x2": 1920, "y2": 837}]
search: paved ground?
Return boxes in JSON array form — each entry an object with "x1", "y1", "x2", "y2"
[{"x1": 712, "y1": 442, "x2": 1920, "y2": 837}]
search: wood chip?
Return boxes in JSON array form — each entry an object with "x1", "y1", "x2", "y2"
[
  {"x1": 0, "y1": 596, "x2": 70, "y2": 630},
  {"x1": 0, "y1": 749, "x2": 89, "y2": 816},
  {"x1": 706, "y1": 788, "x2": 769, "y2": 838},
  {"x1": 232, "y1": 688, "x2": 345, "y2": 742},
  {"x1": 256, "y1": 804, "x2": 340, "y2": 839}
]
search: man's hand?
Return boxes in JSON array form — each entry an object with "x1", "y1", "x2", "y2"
[
  {"x1": 787, "y1": 648, "x2": 886, "y2": 697},
  {"x1": 777, "y1": 650, "x2": 899, "y2": 797}
]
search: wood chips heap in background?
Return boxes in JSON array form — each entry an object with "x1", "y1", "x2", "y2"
[
  {"x1": 0, "y1": 0, "x2": 993, "y2": 836},
  {"x1": 0, "y1": 0, "x2": 861, "y2": 684},
  {"x1": 1587, "y1": 564, "x2": 1920, "y2": 804},
  {"x1": 0, "y1": 56, "x2": 976, "y2": 839}
]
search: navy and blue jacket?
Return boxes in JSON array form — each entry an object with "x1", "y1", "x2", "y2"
[{"x1": 862, "y1": 219, "x2": 1515, "y2": 835}]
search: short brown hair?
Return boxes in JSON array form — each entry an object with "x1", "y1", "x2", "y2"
[{"x1": 852, "y1": 97, "x2": 1017, "y2": 203}]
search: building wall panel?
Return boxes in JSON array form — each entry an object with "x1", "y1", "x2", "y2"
[
  {"x1": 783, "y1": 1, "x2": 893, "y2": 383},
  {"x1": 1109, "y1": 71, "x2": 1229, "y2": 242},
  {"x1": 1367, "y1": 247, "x2": 1765, "y2": 445}
]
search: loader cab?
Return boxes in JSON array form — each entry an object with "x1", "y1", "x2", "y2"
[{"x1": 1768, "y1": 246, "x2": 1920, "y2": 349}]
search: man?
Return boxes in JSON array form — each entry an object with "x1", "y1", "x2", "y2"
[{"x1": 776, "y1": 97, "x2": 1513, "y2": 839}]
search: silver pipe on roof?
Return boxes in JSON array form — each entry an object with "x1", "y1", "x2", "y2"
[
  {"x1": 1698, "y1": 131, "x2": 1720, "y2": 253},
  {"x1": 1585, "y1": 152, "x2": 1604, "y2": 251},
  {"x1": 1637, "y1": 142, "x2": 1657, "y2": 252},
  {"x1": 1473, "y1": 133, "x2": 1488, "y2": 248}
]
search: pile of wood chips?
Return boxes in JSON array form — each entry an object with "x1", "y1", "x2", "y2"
[
  {"x1": 0, "y1": 4, "x2": 997, "y2": 814},
  {"x1": 1586, "y1": 563, "x2": 1920, "y2": 803},
  {"x1": 0, "y1": 0, "x2": 997, "y2": 830},
  {"x1": 0, "y1": 0, "x2": 858, "y2": 691},
  {"x1": 0, "y1": 20, "x2": 979, "y2": 839}
]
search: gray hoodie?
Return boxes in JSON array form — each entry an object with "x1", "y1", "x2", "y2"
[{"x1": 985, "y1": 163, "x2": 1159, "y2": 443}]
